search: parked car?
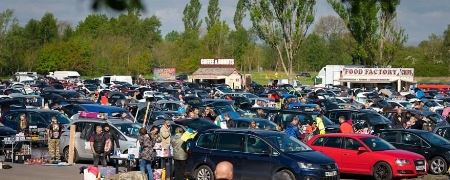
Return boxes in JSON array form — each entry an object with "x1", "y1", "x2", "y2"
[
  {"x1": 186, "y1": 129, "x2": 339, "y2": 180},
  {"x1": 307, "y1": 133, "x2": 427, "y2": 180},
  {"x1": 1, "y1": 109, "x2": 71, "y2": 132},
  {"x1": 59, "y1": 118, "x2": 141, "y2": 162},
  {"x1": 326, "y1": 109, "x2": 392, "y2": 134},
  {"x1": 232, "y1": 118, "x2": 278, "y2": 131},
  {"x1": 379, "y1": 129, "x2": 450, "y2": 174}
]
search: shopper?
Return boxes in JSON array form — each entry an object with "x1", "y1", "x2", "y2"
[
  {"x1": 139, "y1": 128, "x2": 155, "y2": 180},
  {"x1": 215, "y1": 161, "x2": 234, "y2": 180},
  {"x1": 47, "y1": 116, "x2": 62, "y2": 162},
  {"x1": 339, "y1": 116, "x2": 354, "y2": 134},
  {"x1": 18, "y1": 113, "x2": 28, "y2": 133},
  {"x1": 171, "y1": 127, "x2": 188, "y2": 180},
  {"x1": 89, "y1": 125, "x2": 111, "y2": 167},
  {"x1": 159, "y1": 120, "x2": 171, "y2": 150},
  {"x1": 285, "y1": 117, "x2": 300, "y2": 139},
  {"x1": 248, "y1": 120, "x2": 258, "y2": 129},
  {"x1": 103, "y1": 124, "x2": 120, "y2": 156},
  {"x1": 315, "y1": 113, "x2": 326, "y2": 135}
]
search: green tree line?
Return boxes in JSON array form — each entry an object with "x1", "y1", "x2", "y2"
[{"x1": 0, "y1": 0, "x2": 449, "y2": 78}]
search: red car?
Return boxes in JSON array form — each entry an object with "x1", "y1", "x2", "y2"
[{"x1": 307, "y1": 134, "x2": 427, "y2": 180}]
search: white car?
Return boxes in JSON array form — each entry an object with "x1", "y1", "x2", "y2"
[{"x1": 59, "y1": 118, "x2": 141, "y2": 162}]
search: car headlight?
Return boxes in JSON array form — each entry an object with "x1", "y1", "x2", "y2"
[
  {"x1": 395, "y1": 159, "x2": 410, "y2": 166},
  {"x1": 298, "y1": 162, "x2": 320, "y2": 170}
]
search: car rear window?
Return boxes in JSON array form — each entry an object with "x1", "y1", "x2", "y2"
[{"x1": 216, "y1": 133, "x2": 244, "y2": 152}]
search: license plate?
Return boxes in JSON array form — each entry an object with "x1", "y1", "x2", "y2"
[
  {"x1": 416, "y1": 165, "x2": 425, "y2": 171},
  {"x1": 325, "y1": 171, "x2": 337, "y2": 177}
]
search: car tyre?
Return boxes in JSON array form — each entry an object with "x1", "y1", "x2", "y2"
[
  {"x1": 63, "y1": 146, "x2": 78, "y2": 163},
  {"x1": 272, "y1": 170, "x2": 295, "y2": 180},
  {"x1": 430, "y1": 156, "x2": 448, "y2": 175},
  {"x1": 373, "y1": 162, "x2": 393, "y2": 180},
  {"x1": 194, "y1": 165, "x2": 214, "y2": 180}
]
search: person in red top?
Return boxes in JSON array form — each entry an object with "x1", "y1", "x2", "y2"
[{"x1": 339, "y1": 116, "x2": 354, "y2": 133}]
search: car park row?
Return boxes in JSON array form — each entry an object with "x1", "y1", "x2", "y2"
[{"x1": 0, "y1": 76, "x2": 449, "y2": 180}]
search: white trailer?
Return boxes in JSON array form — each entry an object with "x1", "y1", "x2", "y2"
[
  {"x1": 98, "y1": 75, "x2": 133, "y2": 85},
  {"x1": 49, "y1": 71, "x2": 80, "y2": 81}
]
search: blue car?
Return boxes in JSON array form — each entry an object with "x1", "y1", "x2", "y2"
[{"x1": 186, "y1": 129, "x2": 339, "y2": 180}]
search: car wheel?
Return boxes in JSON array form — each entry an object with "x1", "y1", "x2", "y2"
[
  {"x1": 195, "y1": 165, "x2": 214, "y2": 180},
  {"x1": 430, "y1": 156, "x2": 448, "y2": 174},
  {"x1": 272, "y1": 170, "x2": 295, "y2": 180},
  {"x1": 373, "y1": 162, "x2": 393, "y2": 180},
  {"x1": 63, "y1": 146, "x2": 78, "y2": 163}
]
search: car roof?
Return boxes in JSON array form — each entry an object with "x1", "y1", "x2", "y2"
[
  {"x1": 10, "y1": 109, "x2": 60, "y2": 113},
  {"x1": 70, "y1": 118, "x2": 133, "y2": 124},
  {"x1": 380, "y1": 129, "x2": 429, "y2": 134},
  {"x1": 79, "y1": 104, "x2": 127, "y2": 112},
  {"x1": 314, "y1": 133, "x2": 375, "y2": 139},
  {"x1": 203, "y1": 128, "x2": 282, "y2": 136}
]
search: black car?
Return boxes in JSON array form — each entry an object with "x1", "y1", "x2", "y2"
[
  {"x1": 1, "y1": 109, "x2": 71, "y2": 133},
  {"x1": 326, "y1": 109, "x2": 392, "y2": 134},
  {"x1": 186, "y1": 129, "x2": 339, "y2": 180},
  {"x1": 379, "y1": 129, "x2": 450, "y2": 174}
]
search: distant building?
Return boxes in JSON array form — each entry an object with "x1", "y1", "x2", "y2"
[
  {"x1": 316, "y1": 65, "x2": 415, "y2": 92},
  {"x1": 189, "y1": 59, "x2": 242, "y2": 89}
]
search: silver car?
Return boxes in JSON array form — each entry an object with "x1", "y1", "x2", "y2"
[{"x1": 59, "y1": 118, "x2": 141, "y2": 162}]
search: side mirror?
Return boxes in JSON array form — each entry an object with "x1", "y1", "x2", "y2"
[{"x1": 357, "y1": 147, "x2": 368, "y2": 152}]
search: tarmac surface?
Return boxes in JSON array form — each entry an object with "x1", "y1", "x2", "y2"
[
  {"x1": 1, "y1": 162, "x2": 449, "y2": 180},
  {"x1": 1, "y1": 148, "x2": 449, "y2": 180}
]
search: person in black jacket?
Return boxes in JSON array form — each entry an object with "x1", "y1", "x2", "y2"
[
  {"x1": 103, "y1": 124, "x2": 120, "y2": 156},
  {"x1": 391, "y1": 108, "x2": 406, "y2": 129}
]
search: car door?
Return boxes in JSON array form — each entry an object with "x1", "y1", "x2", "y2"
[
  {"x1": 379, "y1": 131, "x2": 400, "y2": 146},
  {"x1": 211, "y1": 133, "x2": 245, "y2": 179},
  {"x1": 400, "y1": 132, "x2": 430, "y2": 159},
  {"x1": 340, "y1": 137, "x2": 371, "y2": 174},
  {"x1": 319, "y1": 137, "x2": 343, "y2": 165},
  {"x1": 2, "y1": 112, "x2": 19, "y2": 131},
  {"x1": 241, "y1": 135, "x2": 273, "y2": 180},
  {"x1": 60, "y1": 122, "x2": 85, "y2": 159}
]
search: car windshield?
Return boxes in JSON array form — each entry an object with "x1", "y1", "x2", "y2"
[
  {"x1": 420, "y1": 132, "x2": 450, "y2": 145},
  {"x1": 112, "y1": 123, "x2": 141, "y2": 139},
  {"x1": 42, "y1": 112, "x2": 71, "y2": 124},
  {"x1": 265, "y1": 134, "x2": 312, "y2": 152},
  {"x1": 361, "y1": 137, "x2": 396, "y2": 151}
]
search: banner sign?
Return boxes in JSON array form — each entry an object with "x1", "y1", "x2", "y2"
[
  {"x1": 200, "y1": 59, "x2": 234, "y2": 65},
  {"x1": 153, "y1": 68, "x2": 176, "y2": 81},
  {"x1": 341, "y1": 68, "x2": 414, "y2": 82}
]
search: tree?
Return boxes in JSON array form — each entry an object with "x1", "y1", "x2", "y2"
[
  {"x1": 378, "y1": 0, "x2": 406, "y2": 66},
  {"x1": 205, "y1": 0, "x2": 221, "y2": 30},
  {"x1": 248, "y1": 0, "x2": 315, "y2": 77},
  {"x1": 443, "y1": 25, "x2": 450, "y2": 61},
  {"x1": 183, "y1": 0, "x2": 202, "y2": 33},
  {"x1": 231, "y1": 0, "x2": 250, "y2": 71},
  {"x1": 313, "y1": 15, "x2": 347, "y2": 41},
  {"x1": 328, "y1": 0, "x2": 379, "y2": 66},
  {"x1": 39, "y1": 13, "x2": 58, "y2": 44}
]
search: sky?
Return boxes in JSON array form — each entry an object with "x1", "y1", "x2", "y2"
[{"x1": 1, "y1": 0, "x2": 449, "y2": 45}]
